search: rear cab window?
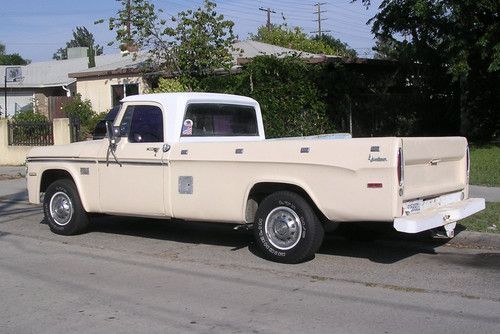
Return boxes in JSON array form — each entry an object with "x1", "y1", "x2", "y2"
[{"x1": 181, "y1": 103, "x2": 258, "y2": 138}]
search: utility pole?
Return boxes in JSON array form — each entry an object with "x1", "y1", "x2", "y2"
[
  {"x1": 3, "y1": 73, "x2": 6, "y2": 118},
  {"x1": 259, "y1": 7, "x2": 276, "y2": 30},
  {"x1": 312, "y1": 2, "x2": 330, "y2": 37},
  {"x1": 123, "y1": 0, "x2": 137, "y2": 52}
]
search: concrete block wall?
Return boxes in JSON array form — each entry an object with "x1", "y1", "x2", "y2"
[{"x1": 0, "y1": 118, "x2": 71, "y2": 165}]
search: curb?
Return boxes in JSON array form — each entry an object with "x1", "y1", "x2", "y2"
[
  {"x1": 446, "y1": 231, "x2": 500, "y2": 250},
  {"x1": 370, "y1": 230, "x2": 500, "y2": 251},
  {"x1": 328, "y1": 224, "x2": 500, "y2": 252}
]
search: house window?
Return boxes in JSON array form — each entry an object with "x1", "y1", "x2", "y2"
[{"x1": 111, "y1": 83, "x2": 139, "y2": 107}]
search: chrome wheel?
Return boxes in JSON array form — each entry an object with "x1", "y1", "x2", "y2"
[
  {"x1": 49, "y1": 191, "x2": 74, "y2": 226},
  {"x1": 264, "y1": 206, "x2": 303, "y2": 250}
]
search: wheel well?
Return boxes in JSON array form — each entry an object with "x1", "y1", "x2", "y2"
[
  {"x1": 40, "y1": 169, "x2": 74, "y2": 193},
  {"x1": 246, "y1": 182, "x2": 328, "y2": 224}
]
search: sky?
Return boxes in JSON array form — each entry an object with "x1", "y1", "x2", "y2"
[{"x1": 0, "y1": 0, "x2": 382, "y2": 63}]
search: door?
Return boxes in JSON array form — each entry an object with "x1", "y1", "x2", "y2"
[{"x1": 98, "y1": 103, "x2": 169, "y2": 216}]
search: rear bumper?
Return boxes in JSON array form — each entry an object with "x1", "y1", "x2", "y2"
[{"x1": 394, "y1": 198, "x2": 485, "y2": 234}]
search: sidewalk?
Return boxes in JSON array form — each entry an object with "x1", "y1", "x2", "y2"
[
  {"x1": 470, "y1": 185, "x2": 500, "y2": 202},
  {"x1": 0, "y1": 166, "x2": 28, "y2": 201},
  {"x1": 0, "y1": 166, "x2": 26, "y2": 178}
]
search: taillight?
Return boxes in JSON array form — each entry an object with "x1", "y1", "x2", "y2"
[
  {"x1": 466, "y1": 145, "x2": 470, "y2": 178},
  {"x1": 397, "y1": 147, "x2": 404, "y2": 187}
]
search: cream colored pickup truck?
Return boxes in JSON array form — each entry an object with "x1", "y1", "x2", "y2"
[{"x1": 26, "y1": 93, "x2": 485, "y2": 263}]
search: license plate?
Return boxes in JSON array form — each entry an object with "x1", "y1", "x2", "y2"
[{"x1": 403, "y1": 199, "x2": 423, "y2": 214}]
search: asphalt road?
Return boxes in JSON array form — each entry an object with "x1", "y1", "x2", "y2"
[{"x1": 0, "y1": 200, "x2": 499, "y2": 334}]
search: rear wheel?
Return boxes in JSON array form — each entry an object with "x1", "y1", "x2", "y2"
[
  {"x1": 43, "y1": 179, "x2": 89, "y2": 235},
  {"x1": 254, "y1": 191, "x2": 324, "y2": 263}
]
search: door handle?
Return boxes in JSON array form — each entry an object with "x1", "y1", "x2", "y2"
[{"x1": 147, "y1": 147, "x2": 160, "y2": 156}]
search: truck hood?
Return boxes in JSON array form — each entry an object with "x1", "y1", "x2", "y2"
[{"x1": 27, "y1": 140, "x2": 104, "y2": 159}]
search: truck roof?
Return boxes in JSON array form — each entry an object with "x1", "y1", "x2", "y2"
[
  {"x1": 120, "y1": 92, "x2": 265, "y2": 143},
  {"x1": 121, "y1": 92, "x2": 258, "y2": 105}
]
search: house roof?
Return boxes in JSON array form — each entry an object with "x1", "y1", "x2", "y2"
[
  {"x1": 1, "y1": 40, "x2": 331, "y2": 87},
  {"x1": 232, "y1": 40, "x2": 323, "y2": 60},
  {"x1": 68, "y1": 40, "x2": 327, "y2": 79},
  {"x1": 0, "y1": 52, "x2": 146, "y2": 89}
]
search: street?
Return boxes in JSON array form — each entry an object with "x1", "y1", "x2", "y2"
[{"x1": 0, "y1": 198, "x2": 499, "y2": 334}]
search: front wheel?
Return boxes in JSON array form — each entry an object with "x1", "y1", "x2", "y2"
[
  {"x1": 43, "y1": 179, "x2": 89, "y2": 235},
  {"x1": 254, "y1": 191, "x2": 324, "y2": 263}
]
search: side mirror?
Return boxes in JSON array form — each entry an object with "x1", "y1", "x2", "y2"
[
  {"x1": 105, "y1": 121, "x2": 115, "y2": 144},
  {"x1": 105, "y1": 121, "x2": 122, "y2": 167},
  {"x1": 105, "y1": 122, "x2": 121, "y2": 145}
]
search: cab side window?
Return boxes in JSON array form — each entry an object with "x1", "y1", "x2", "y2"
[
  {"x1": 119, "y1": 105, "x2": 164, "y2": 143},
  {"x1": 181, "y1": 103, "x2": 258, "y2": 137}
]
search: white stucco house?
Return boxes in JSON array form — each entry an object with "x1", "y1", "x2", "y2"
[{"x1": 0, "y1": 51, "x2": 148, "y2": 118}]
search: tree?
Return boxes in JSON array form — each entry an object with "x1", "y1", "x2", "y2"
[
  {"x1": 165, "y1": 0, "x2": 235, "y2": 84},
  {"x1": 0, "y1": 42, "x2": 30, "y2": 65},
  {"x1": 53, "y1": 26, "x2": 104, "y2": 60},
  {"x1": 313, "y1": 34, "x2": 357, "y2": 58},
  {"x1": 103, "y1": 0, "x2": 235, "y2": 88},
  {"x1": 251, "y1": 25, "x2": 356, "y2": 58},
  {"x1": 61, "y1": 94, "x2": 99, "y2": 139},
  {"x1": 357, "y1": 0, "x2": 500, "y2": 140}
]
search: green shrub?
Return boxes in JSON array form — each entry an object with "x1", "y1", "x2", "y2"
[
  {"x1": 195, "y1": 56, "x2": 334, "y2": 138},
  {"x1": 12, "y1": 109, "x2": 48, "y2": 123},
  {"x1": 10, "y1": 109, "x2": 51, "y2": 144},
  {"x1": 62, "y1": 94, "x2": 97, "y2": 139},
  {"x1": 147, "y1": 78, "x2": 188, "y2": 93}
]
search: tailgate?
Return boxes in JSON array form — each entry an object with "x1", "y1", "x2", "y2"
[{"x1": 402, "y1": 137, "x2": 468, "y2": 200}]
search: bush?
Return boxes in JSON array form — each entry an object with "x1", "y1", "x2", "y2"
[
  {"x1": 147, "y1": 78, "x2": 188, "y2": 93},
  {"x1": 195, "y1": 56, "x2": 334, "y2": 138},
  {"x1": 12, "y1": 109, "x2": 47, "y2": 123},
  {"x1": 10, "y1": 109, "x2": 51, "y2": 144},
  {"x1": 61, "y1": 94, "x2": 97, "y2": 139}
]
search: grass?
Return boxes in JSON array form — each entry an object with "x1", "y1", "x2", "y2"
[
  {"x1": 469, "y1": 145, "x2": 500, "y2": 187},
  {"x1": 459, "y1": 202, "x2": 500, "y2": 233}
]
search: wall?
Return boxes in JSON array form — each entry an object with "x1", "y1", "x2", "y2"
[
  {"x1": 76, "y1": 75, "x2": 149, "y2": 113},
  {"x1": 0, "y1": 118, "x2": 71, "y2": 165}
]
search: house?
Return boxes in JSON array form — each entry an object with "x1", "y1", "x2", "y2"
[
  {"x1": 0, "y1": 50, "x2": 147, "y2": 119},
  {"x1": 68, "y1": 40, "x2": 325, "y2": 113},
  {"x1": 0, "y1": 41, "x2": 326, "y2": 118},
  {"x1": 68, "y1": 52, "x2": 149, "y2": 113}
]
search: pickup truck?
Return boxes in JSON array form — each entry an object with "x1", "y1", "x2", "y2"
[{"x1": 26, "y1": 93, "x2": 485, "y2": 263}]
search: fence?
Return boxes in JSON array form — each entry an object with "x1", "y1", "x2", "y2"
[
  {"x1": 48, "y1": 96, "x2": 74, "y2": 120},
  {"x1": 7, "y1": 121, "x2": 54, "y2": 146},
  {"x1": 69, "y1": 117, "x2": 81, "y2": 143},
  {"x1": 0, "y1": 118, "x2": 71, "y2": 165}
]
